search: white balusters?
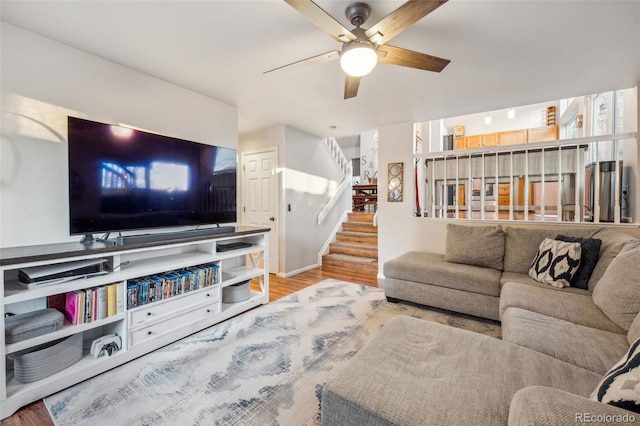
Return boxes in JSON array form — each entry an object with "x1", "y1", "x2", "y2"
[{"x1": 415, "y1": 132, "x2": 636, "y2": 224}]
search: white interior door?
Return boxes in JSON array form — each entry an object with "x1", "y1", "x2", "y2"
[{"x1": 242, "y1": 149, "x2": 278, "y2": 275}]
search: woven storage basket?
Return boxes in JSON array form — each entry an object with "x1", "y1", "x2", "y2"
[
  {"x1": 9, "y1": 332, "x2": 82, "y2": 383},
  {"x1": 222, "y1": 280, "x2": 251, "y2": 303},
  {"x1": 5, "y1": 308, "x2": 64, "y2": 344}
]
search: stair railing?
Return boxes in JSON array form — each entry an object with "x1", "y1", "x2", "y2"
[{"x1": 318, "y1": 137, "x2": 353, "y2": 224}]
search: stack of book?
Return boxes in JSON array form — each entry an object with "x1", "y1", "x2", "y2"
[
  {"x1": 126, "y1": 263, "x2": 220, "y2": 310},
  {"x1": 58, "y1": 283, "x2": 124, "y2": 326}
]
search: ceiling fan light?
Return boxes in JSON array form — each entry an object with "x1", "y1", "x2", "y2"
[{"x1": 340, "y1": 41, "x2": 377, "y2": 77}]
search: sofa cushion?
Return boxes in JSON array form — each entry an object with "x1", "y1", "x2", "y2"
[
  {"x1": 509, "y1": 386, "x2": 639, "y2": 426},
  {"x1": 593, "y1": 240, "x2": 640, "y2": 331},
  {"x1": 384, "y1": 251, "x2": 501, "y2": 297},
  {"x1": 385, "y1": 277, "x2": 501, "y2": 321},
  {"x1": 321, "y1": 316, "x2": 601, "y2": 426},
  {"x1": 528, "y1": 238, "x2": 581, "y2": 288},
  {"x1": 589, "y1": 229, "x2": 636, "y2": 291},
  {"x1": 499, "y1": 272, "x2": 588, "y2": 295},
  {"x1": 500, "y1": 281, "x2": 625, "y2": 334},
  {"x1": 503, "y1": 226, "x2": 596, "y2": 274},
  {"x1": 555, "y1": 235, "x2": 602, "y2": 290},
  {"x1": 443, "y1": 223, "x2": 505, "y2": 270},
  {"x1": 590, "y1": 337, "x2": 640, "y2": 414},
  {"x1": 502, "y1": 307, "x2": 630, "y2": 375}
]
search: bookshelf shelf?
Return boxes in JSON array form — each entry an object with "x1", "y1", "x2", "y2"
[
  {"x1": 221, "y1": 290, "x2": 267, "y2": 318},
  {"x1": 221, "y1": 266, "x2": 264, "y2": 287},
  {"x1": 0, "y1": 227, "x2": 269, "y2": 419},
  {"x1": 5, "y1": 313, "x2": 126, "y2": 355}
]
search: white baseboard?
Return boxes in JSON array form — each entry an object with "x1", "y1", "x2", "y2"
[{"x1": 280, "y1": 263, "x2": 321, "y2": 278}]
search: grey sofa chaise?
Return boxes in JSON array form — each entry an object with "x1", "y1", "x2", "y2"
[{"x1": 321, "y1": 223, "x2": 640, "y2": 425}]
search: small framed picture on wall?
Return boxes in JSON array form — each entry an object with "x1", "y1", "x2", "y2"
[{"x1": 388, "y1": 162, "x2": 403, "y2": 202}]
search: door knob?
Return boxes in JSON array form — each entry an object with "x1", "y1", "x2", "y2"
[{"x1": 269, "y1": 217, "x2": 275, "y2": 221}]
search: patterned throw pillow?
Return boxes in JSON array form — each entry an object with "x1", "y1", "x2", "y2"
[
  {"x1": 555, "y1": 235, "x2": 602, "y2": 290},
  {"x1": 591, "y1": 337, "x2": 640, "y2": 413},
  {"x1": 528, "y1": 238, "x2": 581, "y2": 288}
]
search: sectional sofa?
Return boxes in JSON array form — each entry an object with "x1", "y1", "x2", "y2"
[{"x1": 321, "y1": 223, "x2": 640, "y2": 425}]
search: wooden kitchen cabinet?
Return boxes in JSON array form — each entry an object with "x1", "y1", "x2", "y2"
[
  {"x1": 451, "y1": 125, "x2": 558, "y2": 150},
  {"x1": 453, "y1": 137, "x2": 466, "y2": 150},
  {"x1": 498, "y1": 130, "x2": 527, "y2": 146},
  {"x1": 528, "y1": 125, "x2": 559, "y2": 143},
  {"x1": 482, "y1": 133, "x2": 498, "y2": 147},
  {"x1": 465, "y1": 135, "x2": 482, "y2": 148}
]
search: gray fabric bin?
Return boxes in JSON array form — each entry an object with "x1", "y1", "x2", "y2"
[
  {"x1": 5, "y1": 308, "x2": 64, "y2": 344},
  {"x1": 222, "y1": 280, "x2": 251, "y2": 303},
  {"x1": 8, "y1": 332, "x2": 83, "y2": 383}
]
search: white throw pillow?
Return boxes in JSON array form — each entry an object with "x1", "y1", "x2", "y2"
[
  {"x1": 528, "y1": 238, "x2": 581, "y2": 288},
  {"x1": 591, "y1": 337, "x2": 640, "y2": 414}
]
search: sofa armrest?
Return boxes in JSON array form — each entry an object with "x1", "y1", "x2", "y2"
[{"x1": 508, "y1": 386, "x2": 638, "y2": 426}]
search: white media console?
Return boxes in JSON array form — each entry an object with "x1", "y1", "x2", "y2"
[{"x1": 0, "y1": 226, "x2": 270, "y2": 419}]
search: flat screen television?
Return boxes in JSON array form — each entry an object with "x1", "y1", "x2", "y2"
[{"x1": 68, "y1": 117, "x2": 237, "y2": 236}]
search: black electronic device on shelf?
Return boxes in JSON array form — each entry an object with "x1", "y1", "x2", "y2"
[{"x1": 216, "y1": 241, "x2": 252, "y2": 252}]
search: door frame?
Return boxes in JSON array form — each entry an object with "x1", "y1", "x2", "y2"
[{"x1": 240, "y1": 147, "x2": 280, "y2": 275}]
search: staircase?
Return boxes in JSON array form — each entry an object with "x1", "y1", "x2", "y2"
[{"x1": 322, "y1": 212, "x2": 378, "y2": 276}]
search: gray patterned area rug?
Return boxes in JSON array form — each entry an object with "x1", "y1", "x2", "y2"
[{"x1": 45, "y1": 279, "x2": 500, "y2": 425}]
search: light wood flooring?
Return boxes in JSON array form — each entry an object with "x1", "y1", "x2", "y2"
[{"x1": 1, "y1": 266, "x2": 380, "y2": 426}]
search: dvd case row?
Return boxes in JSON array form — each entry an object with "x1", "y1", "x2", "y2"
[{"x1": 126, "y1": 263, "x2": 220, "y2": 309}]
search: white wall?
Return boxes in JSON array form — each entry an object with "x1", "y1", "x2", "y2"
[
  {"x1": 360, "y1": 129, "x2": 378, "y2": 183},
  {"x1": 284, "y1": 126, "x2": 350, "y2": 275},
  {"x1": 340, "y1": 146, "x2": 359, "y2": 162},
  {"x1": 377, "y1": 122, "x2": 450, "y2": 277},
  {"x1": 0, "y1": 23, "x2": 237, "y2": 248}
]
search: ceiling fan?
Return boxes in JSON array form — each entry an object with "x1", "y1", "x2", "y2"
[{"x1": 266, "y1": 0, "x2": 450, "y2": 99}]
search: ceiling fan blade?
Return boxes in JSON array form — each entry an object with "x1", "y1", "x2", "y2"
[
  {"x1": 344, "y1": 75, "x2": 361, "y2": 99},
  {"x1": 365, "y1": 0, "x2": 448, "y2": 45},
  {"x1": 264, "y1": 50, "x2": 340, "y2": 74},
  {"x1": 284, "y1": 0, "x2": 357, "y2": 43},
  {"x1": 377, "y1": 45, "x2": 450, "y2": 72}
]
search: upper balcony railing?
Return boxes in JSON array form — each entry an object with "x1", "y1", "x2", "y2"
[{"x1": 414, "y1": 132, "x2": 637, "y2": 224}]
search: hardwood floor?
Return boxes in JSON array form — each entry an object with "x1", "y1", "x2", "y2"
[{"x1": 1, "y1": 266, "x2": 380, "y2": 426}]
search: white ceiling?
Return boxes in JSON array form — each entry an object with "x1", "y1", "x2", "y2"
[{"x1": 1, "y1": 1, "x2": 639, "y2": 140}]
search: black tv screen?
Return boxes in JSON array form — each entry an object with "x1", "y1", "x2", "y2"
[{"x1": 68, "y1": 117, "x2": 237, "y2": 235}]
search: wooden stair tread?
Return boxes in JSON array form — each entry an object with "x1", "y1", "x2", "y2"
[
  {"x1": 330, "y1": 241, "x2": 377, "y2": 250},
  {"x1": 336, "y1": 232, "x2": 378, "y2": 243},
  {"x1": 341, "y1": 223, "x2": 377, "y2": 233},
  {"x1": 347, "y1": 221, "x2": 377, "y2": 226},
  {"x1": 349, "y1": 212, "x2": 374, "y2": 219},
  {"x1": 338, "y1": 230, "x2": 376, "y2": 236},
  {"x1": 323, "y1": 253, "x2": 376, "y2": 265}
]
